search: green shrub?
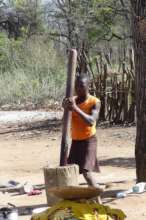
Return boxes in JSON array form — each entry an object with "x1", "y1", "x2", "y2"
[{"x1": 0, "y1": 35, "x2": 66, "y2": 106}]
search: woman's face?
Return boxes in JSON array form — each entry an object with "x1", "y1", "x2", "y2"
[{"x1": 75, "y1": 78, "x2": 89, "y2": 98}]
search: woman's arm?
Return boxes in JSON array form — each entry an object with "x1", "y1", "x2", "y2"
[
  {"x1": 73, "y1": 101, "x2": 101, "y2": 126},
  {"x1": 62, "y1": 97, "x2": 101, "y2": 126}
]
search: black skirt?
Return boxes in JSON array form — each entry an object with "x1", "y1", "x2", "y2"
[{"x1": 67, "y1": 135, "x2": 100, "y2": 174}]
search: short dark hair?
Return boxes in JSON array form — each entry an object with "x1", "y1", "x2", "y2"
[{"x1": 76, "y1": 73, "x2": 90, "y2": 84}]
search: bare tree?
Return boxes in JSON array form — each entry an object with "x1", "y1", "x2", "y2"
[
  {"x1": 0, "y1": 0, "x2": 43, "y2": 39},
  {"x1": 45, "y1": 0, "x2": 129, "y2": 74}
]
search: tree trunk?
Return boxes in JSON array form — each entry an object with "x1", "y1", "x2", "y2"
[
  {"x1": 44, "y1": 165, "x2": 79, "y2": 205},
  {"x1": 100, "y1": 64, "x2": 107, "y2": 121},
  {"x1": 131, "y1": 0, "x2": 146, "y2": 181}
]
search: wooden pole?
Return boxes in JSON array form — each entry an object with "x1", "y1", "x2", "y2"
[{"x1": 60, "y1": 49, "x2": 77, "y2": 166}]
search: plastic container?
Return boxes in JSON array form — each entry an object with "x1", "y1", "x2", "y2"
[
  {"x1": 24, "y1": 182, "x2": 33, "y2": 193},
  {"x1": 116, "y1": 191, "x2": 127, "y2": 198},
  {"x1": 7, "y1": 210, "x2": 18, "y2": 220},
  {"x1": 0, "y1": 208, "x2": 18, "y2": 220},
  {"x1": 132, "y1": 182, "x2": 146, "y2": 193}
]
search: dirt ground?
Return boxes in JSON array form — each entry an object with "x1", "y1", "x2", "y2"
[{"x1": 0, "y1": 125, "x2": 146, "y2": 220}]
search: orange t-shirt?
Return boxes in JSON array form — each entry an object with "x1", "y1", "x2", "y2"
[{"x1": 71, "y1": 95, "x2": 100, "y2": 140}]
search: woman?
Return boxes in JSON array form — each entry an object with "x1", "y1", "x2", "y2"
[{"x1": 63, "y1": 74, "x2": 101, "y2": 188}]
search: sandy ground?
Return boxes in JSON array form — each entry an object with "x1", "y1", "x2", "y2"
[{"x1": 0, "y1": 125, "x2": 146, "y2": 220}]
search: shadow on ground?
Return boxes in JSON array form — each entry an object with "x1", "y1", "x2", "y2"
[
  {"x1": 100, "y1": 157, "x2": 135, "y2": 169},
  {"x1": 102, "y1": 189, "x2": 124, "y2": 198},
  {"x1": 16, "y1": 204, "x2": 48, "y2": 216}
]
